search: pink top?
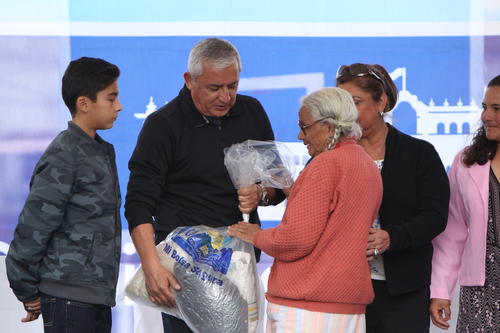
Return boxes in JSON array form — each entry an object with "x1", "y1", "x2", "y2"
[
  {"x1": 254, "y1": 139, "x2": 383, "y2": 314},
  {"x1": 430, "y1": 150, "x2": 489, "y2": 300}
]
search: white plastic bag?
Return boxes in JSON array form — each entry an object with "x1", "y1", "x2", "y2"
[
  {"x1": 223, "y1": 140, "x2": 295, "y2": 190},
  {"x1": 125, "y1": 225, "x2": 264, "y2": 333},
  {"x1": 224, "y1": 140, "x2": 295, "y2": 221}
]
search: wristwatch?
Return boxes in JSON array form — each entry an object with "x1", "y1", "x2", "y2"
[{"x1": 257, "y1": 183, "x2": 269, "y2": 206}]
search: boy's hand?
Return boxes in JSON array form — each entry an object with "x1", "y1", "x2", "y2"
[
  {"x1": 143, "y1": 263, "x2": 181, "y2": 308},
  {"x1": 22, "y1": 297, "x2": 41, "y2": 322}
]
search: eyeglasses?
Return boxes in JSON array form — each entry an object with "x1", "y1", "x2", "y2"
[
  {"x1": 298, "y1": 117, "x2": 331, "y2": 135},
  {"x1": 336, "y1": 64, "x2": 385, "y2": 89}
]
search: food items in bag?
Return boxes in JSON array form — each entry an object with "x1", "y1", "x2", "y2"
[{"x1": 125, "y1": 225, "x2": 262, "y2": 333}]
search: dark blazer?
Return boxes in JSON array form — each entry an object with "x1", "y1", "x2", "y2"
[{"x1": 379, "y1": 124, "x2": 450, "y2": 295}]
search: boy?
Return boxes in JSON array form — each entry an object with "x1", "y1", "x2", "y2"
[{"x1": 6, "y1": 57, "x2": 122, "y2": 333}]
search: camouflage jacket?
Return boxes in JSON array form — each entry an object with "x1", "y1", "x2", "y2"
[{"x1": 6, "y1": 122, "x2": 121, "y2": 306}]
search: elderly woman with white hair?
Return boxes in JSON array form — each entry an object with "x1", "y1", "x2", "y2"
[{"x1": 228, "y1": 87, "x2": 383, "y2": 333}]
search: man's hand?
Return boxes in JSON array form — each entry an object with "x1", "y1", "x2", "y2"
[
  {"x1": 227, "y1": 222, "x2": 261, "y2": 244},
  {"x1": 282, "y1": 186, "x2": 292, "y2": 198},
  {"x1": 430, "y1": 298, "x2": 451, "y2": 330},
  {"x1": 21, "y1": 297, "x2": 41, "y2": 323},
  {"x1": 143, "y1": 262, "x2": 181, "y2": 308},
  {"x1": 237, "y1": 184, "x2": 261, "y2": 214},
  {"x1": 130, "y1": 223, "x2": 181, "y2": 308},
  {"x1": 366, "y1": 228, "x2": 390, "y2": 262}
]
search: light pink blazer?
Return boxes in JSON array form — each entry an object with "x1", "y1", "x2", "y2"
[{"x1": 430, "y1": 150, "x2": 489, "y2": 300}]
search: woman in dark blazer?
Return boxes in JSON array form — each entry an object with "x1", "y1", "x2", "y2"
[{"x1": 337, "y1": 63, "x2": 450, "y2": 333}]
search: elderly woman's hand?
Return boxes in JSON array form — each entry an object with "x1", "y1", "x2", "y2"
[
  {"x1": 366, "y1": 228, "x2": 390, "y2": 261},
  {"x1": 227, "y1": 222, "x2": 261, "y2": 244}
]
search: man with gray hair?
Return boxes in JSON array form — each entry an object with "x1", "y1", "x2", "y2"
[{"x1": 125, "y1": 38, "x2": 284, "y2": 332}]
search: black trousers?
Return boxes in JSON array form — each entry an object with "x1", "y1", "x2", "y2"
[
  {"x1": 161, "y1": 313, "x2": 193, "y2": 333},
  {"x1": 366, "y1": 280, "x2": 430, "y2": 333}
]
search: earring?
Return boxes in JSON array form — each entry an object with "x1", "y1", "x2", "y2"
[{"x1": 379, "y1": 111, "x2": 384, "y2": 117}]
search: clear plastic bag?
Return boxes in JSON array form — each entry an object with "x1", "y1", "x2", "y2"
[
  {"x1": 125, "y1": 225, "x2": 264, "y2": 333},
  {"x1": 223, "y1": 140, "x2": 295, "y2": 190}
]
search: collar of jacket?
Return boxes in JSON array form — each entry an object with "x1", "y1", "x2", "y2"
[
  {"x1": 384, "y1": 122, "x2": 397, "y2": 149},
  {"x1": 178, "y1": 85, "x2": 242, "y2": 129},
  {"x1": 67, "y1": 121, "x2": 107, "y2": 146},
  {"x1": 378, "y1": 123, "x2": 401, "y2": 182}
]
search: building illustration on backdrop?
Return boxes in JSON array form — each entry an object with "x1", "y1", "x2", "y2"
[
  {"x1": 388, "y1": 67, "x2": 480, "y2": 172},
  {"x1": 135, "y1": 68, "x2": 480, "y2": 220}
]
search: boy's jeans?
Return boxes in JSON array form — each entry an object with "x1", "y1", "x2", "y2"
[{"x1": 40, "y1": 293, "x2": 111, "y2": 333}]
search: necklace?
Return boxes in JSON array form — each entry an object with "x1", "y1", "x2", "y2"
[{"x1": 359, "y1": 124, "x2": 388, "y2": 160}]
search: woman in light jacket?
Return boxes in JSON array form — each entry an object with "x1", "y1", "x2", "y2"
[{"x1": 430, "y1": 75, "x2": 500, "y2": 332}]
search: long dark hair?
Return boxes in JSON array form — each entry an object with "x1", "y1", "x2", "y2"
[{"x1": 463, "y1": 75, "x2": 500, "y2": 166}]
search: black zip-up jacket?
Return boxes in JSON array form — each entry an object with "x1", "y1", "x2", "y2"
[{"x1": 125, "y1": 86, "x2": 284, "y2": 234}]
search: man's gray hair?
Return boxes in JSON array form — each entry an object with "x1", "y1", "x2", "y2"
[
  {"x1": 187, "y1": 38, "x2": 242, "y2": 78},
  {"x1": 301, "y1": 87, "x2": 362, "y2": 150}
]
